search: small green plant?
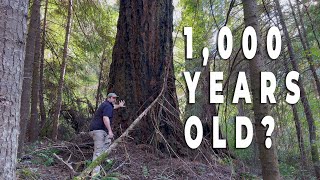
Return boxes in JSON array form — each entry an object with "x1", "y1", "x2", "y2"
[
  {"x1": 17, "y1": 168, "x2": 40, "y2": 180},
  {"x1": 84, "y1": 160, "x2": 92, "y2": 168},
  {"x1": 142, "y1": 165, "x2": 149, "y2": 178},
  {"x1": 239, "y1": 172, "x2": 258, "y2": 180},
  {"x1": 221, "y1": 156, "x2": 236, "y2": 176},
  {"x1": 279, "y1": 163, "x2": 296, "y2": 178},
  {"x1": 103, "y1": 159, "x2": 114, "y2": 170},
  {"x1": 155, "y1": 175, "x2": 171, "y2": 180},
  {"x1": 101, "y1": 172, "x2": 122, "y2": 180},
  {"x1": 30, "y1": 147, "x2": 60, "y2": 166},
  {"x1": 38, "y1": 152, "x2": 55, "y2": 166}
]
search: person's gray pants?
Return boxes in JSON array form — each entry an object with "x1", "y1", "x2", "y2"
[{"x1": 89, "y1": 130, "x2": 112, "y2": 176}]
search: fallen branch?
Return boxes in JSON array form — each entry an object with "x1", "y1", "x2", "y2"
[
  {"x1": 53, "y1": 153, "x2": 76, "y2": 176},
  {"x1": 74, "y1": 81, "x2": 166, "y2": 179}
]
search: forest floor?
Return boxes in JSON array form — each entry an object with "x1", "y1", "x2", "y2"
[{"x1": 16, "y1": 134, "x2": 257, "y2": 180}]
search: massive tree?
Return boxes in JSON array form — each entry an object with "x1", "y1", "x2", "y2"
[
  {"x1": 0, "y1": 0, "x2": 28, "y2": 179},
  {"x1": 108, "y1": 0, "x2": 188, "y2": 155},
  {"x1": 242, "y1": 0, "x2": 281, "y2": 179}
]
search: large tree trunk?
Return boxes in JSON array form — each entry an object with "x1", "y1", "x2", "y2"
[
  {"x1": 28, "y1": 17, "x2": 41, "y2": 142},
  {"x1": 289, "y1": 0, "x2": 320, "y2": 97},
  {"x1": 0, "y1": 0, "x2": 28, "y2": 179},
  {"x1": 39, "y1": 0, "x2": 49, "y2": 132},
  {"x1": 18, "y1": 0, "x2": 41, "y2": 156},
  {"x1": 108, "y1": 0, "x2": 188, "y2": 155},
  {"x1": 242, "y1": 0, "x2": 281, "y2": 179},
  {"x1": 51, "y1": 0, "x2": 73, "y2": 141},
  {"x1": 274, "y1": 0, "x2": 320, "y2": 177}
]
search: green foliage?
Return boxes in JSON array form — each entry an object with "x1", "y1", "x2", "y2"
[
  {"x1": 279, "y1": 163, "x2": 297, "y2": 178},
  {"x1": 17, "y1": 168, "x2": 40, "y2": 180},
  {"x1": 40, "y1": 0, "x2": 119, "y2": 137},
  {"x1": 90, "y1": 172, "x2": 123, "y2": 180},
  {"x1": 100, "y1": 177, "x2": 118, "y2": 180},
  {"x1": 234, "y1": 148, "x2": 255, "y2": 164},
  {"x1": 84, "y1": 159, "x2": 92, "y2": 168},
  {"x1": 142, "y1": 165, "x2": 149, "y2": 178},
  {"x1": 239, "y1": 172, "x2": 258, "y2": 180},
  {"x1": 103, "y1": 159, "x2": 114, "y2": 171},
  {"x1": 103, "y1": 172, "x2": 128, "y2": 180},
  {"x1": 58, "y1": 117, "x2": 76, "y2": 140},
  {"x1": 27, "y1": 146, "x2": 60, "y2": 167},
  {"x1": 154, "y1": 175, "x2": 172, "y2": 180},
  {"x1": 40, "y1": 149, "x2": 59, "y2": 166},
  {"x1": 310, "y1": 47, "x2": 320, "y2": 58},
  {"x1": 38, "y1": 152, "x2": 55, "y2": 166}
]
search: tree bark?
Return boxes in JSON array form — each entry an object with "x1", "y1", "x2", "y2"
[
  {"x1": 51, "y1": 0, "x2": 73, "y2": 141},
  {"x1": 242, "y1": 0, "x2": 281, "y2": 179},
  {"x1": 18, "y1": 0, "x2": 41, "y2": 156},
  {"x1": 28, "y1": 15, "x2": 41, "y2": 142},
  {"x1": 108, "y1": 0, "x2": 189, "y2": 156},
  {"x1": 39, "y1": 0, "x2": 49, "y2": 132},
  {"x1": 201, "y1": 66, "x2": 218, "y2": 141},
  {"x1": 289, "y1": 0, "x2": 320, "y2": 97},
  {"x1": 274, "y1": 0, "x2": 320, "y2": 177},
  {"x1": 0, "y1": 0, "x2": 28, "y2": 179}
]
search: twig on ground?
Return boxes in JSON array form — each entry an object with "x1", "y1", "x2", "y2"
[{"x1": 53, "y1": 153, "x2": 76, "y2": 176}]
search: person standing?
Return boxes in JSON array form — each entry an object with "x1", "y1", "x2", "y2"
[{"x1": 89, "y1": 92, "x2": 125, "y2": 176}]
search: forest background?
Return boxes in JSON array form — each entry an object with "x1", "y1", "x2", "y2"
[{"x1": 0, "y1": 0, "x2": 320, "y2": 179}]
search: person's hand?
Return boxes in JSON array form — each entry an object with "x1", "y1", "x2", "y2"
[
  {"x1": 119, "y1": 100, "x2": 125, "y2": 107},
  {"x1": 108, "y1": 131, "x2": 114, "y2": 139}
]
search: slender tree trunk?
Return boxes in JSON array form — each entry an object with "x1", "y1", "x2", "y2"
[
  {"x1": 0, "y1": 0, "x2": 28, "y2": 179},
  {"x1": 289, "y1": 0, "x2": 320, "y2": 97},
  {"x1": 274, "y1": 0, "x2": 320, "y2": 177},
  {"x1": 28, "y1": 17, "x2": 41, "y2": 142},
  {"x1": 291, "y1": 103, "x2": 307, "y2": 175},
  {"x1": 51, "y1": 0, "x2": 73, "y2": 141},
  {"x1": 95, "y1": 49, "x2": 106, "y2": 110},
  {"x1": 39, "y1": 0, "x2": 49, "y2": 132},
  {"x1": 283, "y1": 54, "x2": 307, "y2": 179},
  {"x1": 18, "y1": 0, "x2": 41, "y2": 156},
  {"x1": 108, "y1": 0, "x2": 189, "y2": 156},
  {"x1": 242, "y1": 0, "x2": 281, "y2": 179}
]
